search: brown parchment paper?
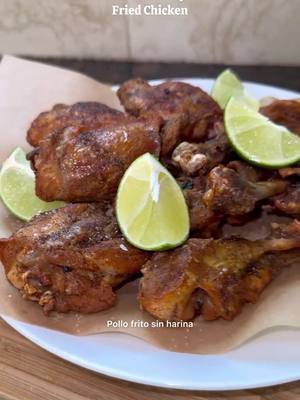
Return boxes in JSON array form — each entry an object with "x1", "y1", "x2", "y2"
[{"x1": 0, "y1": 55, "x2": 300, "y2": 354}]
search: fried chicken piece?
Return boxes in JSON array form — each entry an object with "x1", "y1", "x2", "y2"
[
  {"x1": 29, "y1": 116, "x2": 161, "y2": 202},
  {"x1": 260, "y1": 99, "x2": 300, "y2": 135},
  {"x1": 27, "y1": 102, "x2": 125, "y2": 147},
  {"x1": 226, "y1": 160, "x2": 260, "y2": 182},
  {"x1": 203, "y1": 165, "x2": 287, "y2": 216},
  {"x1": 178, "y1": 175, "x2": 221, "y2": 236},
  {"x1": 117, "y1": 79, "x2": 223, "y2": 156},
  {"x1": 0, "y1": 203, "x2": 149, "y2": 315},
  {"x1": 273, "y1": 183, "x2": 300, "y2": 215},
  {"x1": 271, "y1": 219, "x2": 300, "y2": 239},
  {"x1": 171, "y1": 121, "x2": 228, "y2": 176},
  {"x1": 139, "y1": 230, "x2": 300, "y2": 321},
  {"x1": 278, "y1": 167, "x2": 300, "y2": 178}
]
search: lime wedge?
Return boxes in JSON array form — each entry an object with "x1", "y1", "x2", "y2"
[
  {"x1": 224, "y1": 97, "x2": 300, "y2": 168},
  {"x1": 0, "y1": 147, "x2": 65, "y2": 221},
  {"x1": 211, "y1": 69, "x2": 259, "y2": 110},
  {"x1": 116, "y1": 153, "x2": 189, "y2": 251}
]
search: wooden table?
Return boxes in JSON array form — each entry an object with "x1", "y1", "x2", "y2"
[
  {"x1": 1, "y1": 59, "x2": 300, "y2": 399},
  {"x1": 1, "y1": 317, "x2": 300, "y2": 400}
]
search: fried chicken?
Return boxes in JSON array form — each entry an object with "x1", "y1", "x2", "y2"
[
  {"x1": 117, "y1": 79, "x2": 224, "y2": 157},
  {"x1": 0, "y1": 203, "x2": 149, "y2": 315},
  {"x1": 27, "y1": 102, "x2": 125, "y2": 147},
  {"x1": 177, "y1": 161, "x2": 285, "y2": 235},
  {"x1": 278, "y1": 167, "x2": 300, "y2": 178},
  {"x1": 178, "y1": 175, "x2": 221, "y2": 236},
  {"x1": 273, "y1": 183, "x2": 300, "y2": 215},
  {"x1": 29, "y1": 116, "x2": 161, "y2": 202},
  {"x1": 203, "y1": 165, "x2": 287, "y2": 216},
  {"x1": 139, "y1": 224, "x2": 300, "y2": 321},
  {"x1": 171, "y1": 121, "x2": 228, "y2": 176},
  {"x1": 271, "y1": 219, "x2": 300, "y2": 239},
  {"x1": 260, "y1": 99, "x2": 300, "y2": 135}
]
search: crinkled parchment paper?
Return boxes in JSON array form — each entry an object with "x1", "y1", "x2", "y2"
[{"x1": 0, "y1": 56, "x2": 300, "y2": 354}]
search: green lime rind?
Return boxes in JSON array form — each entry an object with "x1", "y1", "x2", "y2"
[
  {"x1": 224, "y1": 97, "x2": 300, "y2": 168},
  {"x1": 116, "y1": 153, "x2": 189, "y2": 251},
  {"x1": 212, "y1": 69, "x2": 259, "y2": 110},
  {"x1": 0, "y1": 147, "x2": 65, "y2": 221}
]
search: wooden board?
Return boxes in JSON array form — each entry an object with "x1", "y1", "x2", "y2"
[{"x1": 0, "y1": 318, "x2": 300, "y2": 400}]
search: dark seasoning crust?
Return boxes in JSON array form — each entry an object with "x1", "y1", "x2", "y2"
[{"x1": 0, "y1": 78, "x2": 300, "y2": 322}]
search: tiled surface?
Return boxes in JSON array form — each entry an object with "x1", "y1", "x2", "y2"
[
  {"x1": 0, "y1": 0, "x2": 300, "y2": 64},
  {"x1": 0, "y1": 0, "x2": 129, "y2": 58}
]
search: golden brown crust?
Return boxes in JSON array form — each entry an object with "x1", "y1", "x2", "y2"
[
  {"x1": 203, "y1": 165, "x2": 287, "y2": 216},
  {"x1": 139, "y1": 233, "x2": 300, "y2": 321},
  {"x1": 273, "y1": 183, "x2": 300, "y2": 215},
  {"x1": 117, "y1": 79, "x2": 223, "y2": 156},
  {"x1": 260, "y1": 99, "x2": 300, "y2": 135},
  {"x1": 29, "y1": 116, "x2": 161, "y2": 202},
  {"x1": 27, "y1": 102, "x2": 125, "y2": 147},
  {"x1": 0, "y1": 203, "x2": 149, "y2": 314}
]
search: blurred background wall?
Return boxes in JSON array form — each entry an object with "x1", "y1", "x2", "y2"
[{"x1": 0, "y1": 0, "x2": 299, "y2": 65}]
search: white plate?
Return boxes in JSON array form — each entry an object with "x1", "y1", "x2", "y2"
[{"x1": 2, "y1": 78, "x2": 300, "y2": 391}]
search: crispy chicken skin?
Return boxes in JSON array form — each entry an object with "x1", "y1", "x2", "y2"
[
  {"x1": 27, "y1": 102, "x2": 125, "y2": 147},
  {"x1": 179, "y1": 160, "x2": 287, "y2": 236},
  {"x1": 0, "y1": 203, "x2": 149, "y2": 315},
  {"x1": 139, "y1": 225, "x2": 300, "y2": 321},
  {"x1": 273, "y1": 183, "x2": 300, "y2": 215},
  {"x1": 203, "y1": 165, "x2": 287, "y2": 216},
  {"x1": 29, "y1": 116, "x2": 161, "y2": 202},
  {"x1": 260, "y1": 99, "x2": 300, "y2": 135},
  {"x1": 178, "y1": 175, "x2": 221, "y2": 236},
  {"x1": 117, "y1": 79, "x2": 223, "y2": 156},
  {"x1": 278, "y1": 167, "x2": 300, "y2": 178}
]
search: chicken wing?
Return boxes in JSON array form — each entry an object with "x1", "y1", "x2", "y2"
[
  {"x1": 278, "y1": 167, "x2": 300, "y2": 178},
  {"x1": 117, "y1": 79, "x2": 223, "y2": 156},
  {"x1": 139, "y1": 227, "x2": 300, "y2": 321},
  {"x1": 27, "y1": 102, "x2": 125, "y2": 147},
  {"x1": 203, "y1": 165, "x2": 287, "y2": 216},
  {"x1": 29, "y1": 116, "x2": 161, "y2": 202},
  {"x1": 260, "y1": 99, "x2": 300, "y2": 135},
  {"x1": 273, "y1": 183, "x2": 300, "y2": 215},
  {"x1": 0, "y1": 203, "x2": 149, "y2": 314}
]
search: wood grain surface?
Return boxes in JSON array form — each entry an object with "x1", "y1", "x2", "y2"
[
  {"x1": 0, "y1": 318, "x2": 299, "y2": 400},
  {"x1": 0, "y1": 60, "x2": 300, "y2": 400}
]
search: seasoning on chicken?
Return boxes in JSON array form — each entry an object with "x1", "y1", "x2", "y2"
[
  {"x1": 0, "y1": 203, "x2": 149, "y2": 315},
  {"x1": 278, "y1": 167, "x2": 300, "y2": 178},
  {"x1": 139, "y1": 225, "x2": 300, "y2": 321},
  {"x1": 27, "y1": 102, "x2": 125, "y2": 147},
  {"x1": 178, "y1": 175, "x2": 221, "y2": 236},
  {"x1": 271, "y1": 219, "x2": 300, "y2": 239},
  {"x1": 203, "y1": 165, "x2": 287, "y2": 216},
  {"x1": 29, "y1": 116, "x2": 161, "y2": 202},
  {"x1": 117, "y1": 78, "x2": 224, "y2": 156},
  {"x1": 171, "y1": 121, "x2": 228, "y2": 176},
  {"x1": 260, "y1": 99, "x2": 300, "y2": 135},
  {"x1": 273, "y1": 183, "x2": 300, "y2": 215}
]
